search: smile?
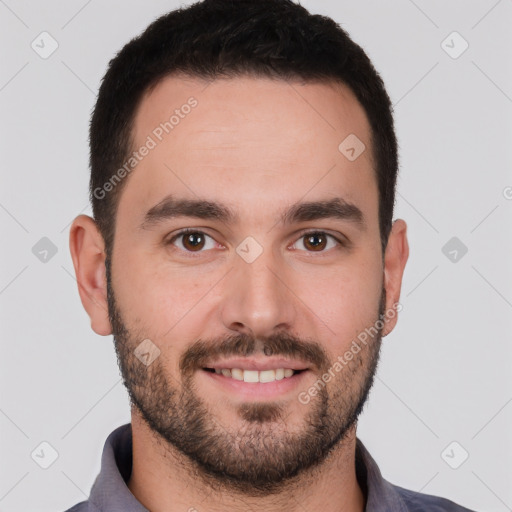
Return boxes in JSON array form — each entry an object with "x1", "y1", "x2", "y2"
[{"x1": 204, "y1": 367, "x2": 303, "y2": 383}]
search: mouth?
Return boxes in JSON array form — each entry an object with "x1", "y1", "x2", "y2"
[
  {"x1": 199, "y1": 357, "x2": 311, "y2": 399},
  {"x1": 203, "y1": 367, "x2": 306, "y2": 383}
]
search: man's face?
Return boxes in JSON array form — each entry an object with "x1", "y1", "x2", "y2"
[{"x1": 107, "y1": 76, "x2": 388, "y2": 492}]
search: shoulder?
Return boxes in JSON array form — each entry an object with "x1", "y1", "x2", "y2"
[
  {"x1": 393, "y1": 484, "x2": 477, "y2": 512},
  {"x1": 62, "y1": 500, "x2": 99, "y2": 512}
]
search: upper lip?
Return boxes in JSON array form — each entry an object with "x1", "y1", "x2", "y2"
[{"x1": 203, "y1": 357, "x2": 310, "y2": 371}]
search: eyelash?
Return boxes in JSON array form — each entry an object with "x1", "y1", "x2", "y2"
[{"x1": 167, "y1": 228, "x2": 345, "y2": 256}]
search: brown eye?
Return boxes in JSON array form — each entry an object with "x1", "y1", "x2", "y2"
[
  {"x1": 169, "y1": 230, "x2": 217, "y2": 253},
  {"x1": 182, "y1": 232, "x2": 205, "y2": 251},
  {"x1": 303, "y1": 232, "x2": 327, "y2": 251},
  {"x1": 293, "y1": 231, "x2": 341, "y2": 253}
]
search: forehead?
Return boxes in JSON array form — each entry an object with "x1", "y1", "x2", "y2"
[{"x1": 120, "y1": 74, "x2": 376, "y2": 227}]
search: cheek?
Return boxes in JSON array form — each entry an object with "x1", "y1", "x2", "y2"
[
  {"x1": 110, "y1": 245, "x2": 177, "y2": 334},
  {"x1": 112, "y1": 245, "x2": 220, "y2": 344},
  {"x1": 300, "y1": 256, "x2": 383, "y2": 349}
]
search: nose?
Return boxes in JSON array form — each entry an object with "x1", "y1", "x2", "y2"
[{"x1": 220, "y1": 247, "x2": 297, "y2": 339}]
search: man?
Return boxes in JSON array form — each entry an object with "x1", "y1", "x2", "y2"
[{"x1": 67, "y1": 0, "x2": 476, "y2": 510}]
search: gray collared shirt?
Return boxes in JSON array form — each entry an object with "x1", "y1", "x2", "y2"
[{"x1": 65, "y1": 423, "x2": 476, "y2": 512}]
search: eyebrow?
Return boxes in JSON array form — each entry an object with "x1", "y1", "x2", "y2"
[
  {"x1": 140, "y1": 195, "x2": 235, "y2": 230},
  {"x1": 281, "y1": 198, "x2": 364, "y2": 227},
  {"x1": 139, "y1": 195, "x2": 365, "y2": 230}
]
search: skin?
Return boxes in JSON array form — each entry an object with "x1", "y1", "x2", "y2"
[{"x1": 69, "y1": 75, "x2": 409, "y2": 512}]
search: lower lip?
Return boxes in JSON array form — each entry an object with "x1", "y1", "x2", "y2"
[{"x1": 200, "y1": 369, "x2": 310, "y2": 400}]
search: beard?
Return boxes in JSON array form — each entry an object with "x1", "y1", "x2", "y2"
[{"x1": 105, "y1": 256, "x2": 385, "y2": 495}]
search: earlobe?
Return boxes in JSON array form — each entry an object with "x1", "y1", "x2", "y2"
[
  {"x1": 69, "y1": 215, "x2": 112, "y2": 336},
  {"x1": 382, "y1": 219, "x2": 409, "y2": 337}
]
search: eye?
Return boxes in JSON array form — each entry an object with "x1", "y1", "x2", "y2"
[
  {"x1": 292, "y1": 231, "x2": 342, "y2": 252},
  {"x1": 168, "y1": 229, "x2": 219, "y2": 252}
]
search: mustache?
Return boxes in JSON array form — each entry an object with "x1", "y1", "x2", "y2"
[{"x1": 180, "y1": 331, "x2": 330, "y2": 375}]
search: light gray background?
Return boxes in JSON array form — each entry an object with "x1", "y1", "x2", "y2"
[{"x1": 1, "y1": 1, "x2": 511, "y2": 511}]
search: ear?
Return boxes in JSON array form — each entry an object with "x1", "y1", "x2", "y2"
[
  {"x1": 381, "y1": 219, "x2": 409, "y2": 337},
  {"x1": 69, "y1": 215, "x2": 112, "y2": 336}
]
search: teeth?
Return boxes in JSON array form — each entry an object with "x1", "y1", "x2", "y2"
[
  {"x1": 243, "y1": 370, "x2": 259, "y2": 383},
  {"x1": 259, "y1": 370, "x2": 275, "y2": 383},
  {"x1": 213, "y1": 368, "x2": 298, "y2": 383},
  {"x1": 231, "y1": 368, "x2": 244, "y2": 381}
]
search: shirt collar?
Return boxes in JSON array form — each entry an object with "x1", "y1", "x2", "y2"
[
  {"x1": 355, "y1": 438, "x2": 409, "y2": 511},
  {"x1": 88, "y1": 423, "x2": 407, "y2": 512},
  {"x1": 88, "y1": 423, "x2": 147, "y2": 512}
]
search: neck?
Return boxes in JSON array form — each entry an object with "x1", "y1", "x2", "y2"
[{"x1": 128, "y1": 410, "x2": 366, "y2": 512}]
